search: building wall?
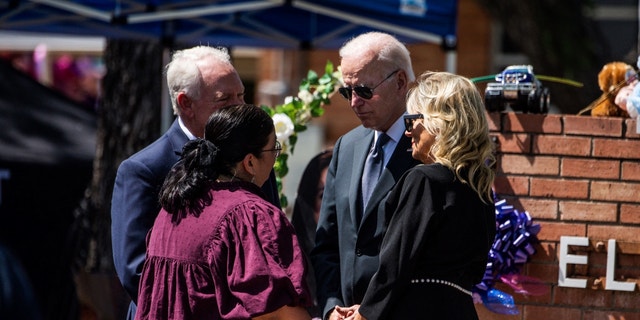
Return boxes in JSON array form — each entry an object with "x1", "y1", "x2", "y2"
[{"x1": 476, "y1": 112, "x2": 640, "y2": 319}]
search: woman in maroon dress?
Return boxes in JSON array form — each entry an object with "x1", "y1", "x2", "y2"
[{"x1": 135, "y1": 104, "x2": 312, "y2": 320}]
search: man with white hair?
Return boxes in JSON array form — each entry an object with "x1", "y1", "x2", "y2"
[
  {"x1": 111, "y1": 45, "x2": 280, "y2": 319},
  {"x1": 311, "y1": 32, "x2": 420, "y2": 320}
]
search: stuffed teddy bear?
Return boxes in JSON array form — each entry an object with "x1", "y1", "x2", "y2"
[{"x1": 584, "y1": 61, "x2": 633, "y2": 117}]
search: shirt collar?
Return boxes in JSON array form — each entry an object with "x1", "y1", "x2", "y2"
[
  {"x1": 178, "y1": 117, "x2": 197, "y2": 141},
  {"x1": 378, "y1": 114, "x2": 406, "y2": 143}
]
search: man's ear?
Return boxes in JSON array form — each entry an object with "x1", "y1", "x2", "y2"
[
  {"x1": 397, "y1": 69, "x2": 409, "y2": 90},
  {"x1": 176, "y1": 92, "x2": 193, "y2": 117}
]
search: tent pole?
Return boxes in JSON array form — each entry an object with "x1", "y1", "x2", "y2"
[
  {"x1": 161, "y1": 47, "x2": 172, "y2": 134},
  {"x1": 445, "y1": 51, "x2": 456, "y2": 74}
]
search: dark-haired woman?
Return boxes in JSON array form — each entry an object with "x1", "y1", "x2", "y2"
[{"x1": 135, "y1": 104, "x2": 312, "y2": 320}]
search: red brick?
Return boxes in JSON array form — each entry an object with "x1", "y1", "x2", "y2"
[
  {"x1": 519, "y1": 198, "x2": 558, "y2": 219},
  {"x1": 591, "y1": 181, "x2": 640, "y2": 202},
  {"x1": 588, "y1": 225, "x2": 640, "y2": 243},
  {"x1": 613, "y1": 291, "x2": 640, "y2": 311},
  {"x1": 523, "y1": 305, "x2": 582, "y2": 320},
  {"x1": 504, "y1": 113, "x2": 561, "y2": 133},
  {"x1": 531, "y1": 241, "x2": 557, "y2": 263},
  {"x1": 618, "y1": 242, "x2": 640, "y2": 255},
  {"x1": 552, "y1": 286, "x2": 613, "y2": 307},
  {"x1": 533, "y1": 135, "x2": 591, "y2": 156},
  {"x1": 564, "y1": 115, "x2": 624, "y2": 137},
  {"x1": 621, "y1": 204, "x2": 640, "y2": 224},
  {"x1": 562, "y1": 158, "x2": 619, "y2": 179},
  {"x1": 488, "y1": 113, "x2": 640, "y2": 316},
  {"x1": 537, "y1": 221, "x2": 586, "y2": 241},
  {"x1": 526, "y1": 260, "x2": 558, "y2": 283},
  {"x1": 530, "y1": 178, "x2": 589, "y2": 199},
  {"x1": 494, "y1": 133, "x2": 531, "y2": 153},
  {"x1": 487, "y1": 111, "x2": 501, "y2": 132},
  {"x1": 622, "y1": 161, "x2": 640, "y2": 181},
  {"x1": 584, "y1": 310, "x2": 640, "y2": 320},
  {"x1": 499, "y1": 155, "x2": 559, "y2": 175},
  {"x1": 494, "y1": 175, "x2": 529, "y2": 196},
  {"x1": 617, "y1": 254, "x2": 640, "y2": 278},
  {"x1": 593, "y1": 138, "x2": 640, "y2": 160},
  {"x1": 625, "y1": 118, "x2": 640, "y2": 139},
  {"x1": 513, "y1": 287, "x2": 551, "y2": 305},
  {"x1": 559, "y1": 201, "x2": 617, "y2": 222}
]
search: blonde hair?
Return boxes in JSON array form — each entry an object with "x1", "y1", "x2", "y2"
[{"x1": 406, "y1": 71, "x2": 496, "y2": 203}]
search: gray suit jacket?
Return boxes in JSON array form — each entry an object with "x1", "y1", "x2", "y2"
[{"x1": 311, "y1": 125, "x2": 420, "y2": 318}]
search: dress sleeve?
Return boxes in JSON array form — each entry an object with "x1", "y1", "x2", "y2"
[
  {"x1": 212, "y1": 199, "x2": 312, "y2": 318},
  {"x1": 359, "y1": 168, "x2": 436, "y2": 320}
]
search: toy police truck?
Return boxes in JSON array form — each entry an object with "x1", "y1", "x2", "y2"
[{"x1": 484, "y1": 65, "x2": 550, "y2": 113}]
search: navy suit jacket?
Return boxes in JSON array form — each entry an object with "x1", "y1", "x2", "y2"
[
  {"x1": 111, "y1": 119, "x2": 280, "y2": 318},
  {"x1": 311, "y1": 125, "x2": 420, "y2": 318}
]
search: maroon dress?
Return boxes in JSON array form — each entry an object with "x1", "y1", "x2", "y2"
[{"x1": 135, "y1": 181, "x2": 312, "y2": 320}]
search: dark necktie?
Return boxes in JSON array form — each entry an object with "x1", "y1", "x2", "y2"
[{"x1": 361, "y1": 133, "x2": 390, "y2": 210}]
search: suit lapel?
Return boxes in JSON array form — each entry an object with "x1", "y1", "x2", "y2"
[{"x1": 167, "y1": 119, "x2": 190, "y2": 158}]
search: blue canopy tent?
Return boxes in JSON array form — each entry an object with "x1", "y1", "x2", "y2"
[{"x1": 0, "y1": 0, "x2": 458, "y2": 70}]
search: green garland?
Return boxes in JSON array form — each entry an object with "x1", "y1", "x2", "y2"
[{"x1": 261, "y1": 60, "x2": 342, "y2": 208}]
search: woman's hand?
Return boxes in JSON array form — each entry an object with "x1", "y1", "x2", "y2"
[
  {"x1": 345, "y1": 309, "x2": 365, "y2": 320},
  {"x1": 332, "y1": 305, "x2": 360, "y2": 320}
]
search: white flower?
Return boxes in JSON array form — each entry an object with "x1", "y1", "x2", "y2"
[
  {"x1": 272, "y1": 113, "x2": 295, "y2": 142},
  {"x1": 297, "y1": 89, "x2": 314, "y2": 105},
  {"x1": 284, "y1": 96, "x2": 295, "y2": 104}
]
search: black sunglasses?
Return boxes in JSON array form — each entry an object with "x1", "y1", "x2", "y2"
[
  {"x1": 403, "y1": 114, "x2": 424, "y2": 132},
  {"x1": 338, "y1": 69, "x2": 400, "y2": 100}
]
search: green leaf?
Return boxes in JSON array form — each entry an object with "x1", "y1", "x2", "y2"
[
  {"x1": 294, "y1": 124, "x2": 307, "y2": 132},
  {"x1": 309, "y1": 99, "x2": 321, "y2": 109},
  {"x1": 311, "y1": 107, "x2": 325, "y2": 117},
  {"x1": 319, "y1": 73, "x2": 333, "y2": 85},
  {"x1": 324, "y1": 60, "x2": 334, "y2": 75},
  {"x1": 307, "y1": 70, "x2": 319, "y2": 84},
  {"x1": 300, "y1": 78, "x2": 311, "y2": 91},
  {"x1": 280, "y1": 194, "x2": 288, "y2": 209},
  {"x1": 260, "y1": 105, "x2": 275, "y2": 116}
]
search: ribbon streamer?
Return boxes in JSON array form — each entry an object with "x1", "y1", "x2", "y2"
[{"x1": 473, "y1": 194, "x2": 547, "y2": 314}]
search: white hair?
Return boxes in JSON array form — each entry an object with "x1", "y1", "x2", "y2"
[
  {"x1": 339, "y1": 32, "x2": 415, "y2": 82},
  {"x1": 165, "y1": 46, "x2": 232, "y2": 114}
]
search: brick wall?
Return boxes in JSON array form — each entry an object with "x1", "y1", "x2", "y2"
[{"x1": 475, "y1": 112, "x2": 640, "y2": 319}]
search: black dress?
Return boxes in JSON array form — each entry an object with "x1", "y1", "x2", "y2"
[{"x1": 358, "y1": 164, "x2": 496, "y2": 320}]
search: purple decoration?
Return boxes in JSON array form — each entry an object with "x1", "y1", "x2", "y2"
[{"x1": 473, "y1": 192, "x2": 543, "y2": 314}]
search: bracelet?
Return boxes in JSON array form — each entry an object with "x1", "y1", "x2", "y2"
[{"x1": 410, "y1": 278, "x2": 472, "y2": 296}]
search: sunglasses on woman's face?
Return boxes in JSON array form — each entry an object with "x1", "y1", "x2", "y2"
[
  {"x1": 403, "y1": 114, "x2": 424, "y2": 132},
  {"x1": 338, "y1": 69, "x2": 400, "y2": 100}
]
